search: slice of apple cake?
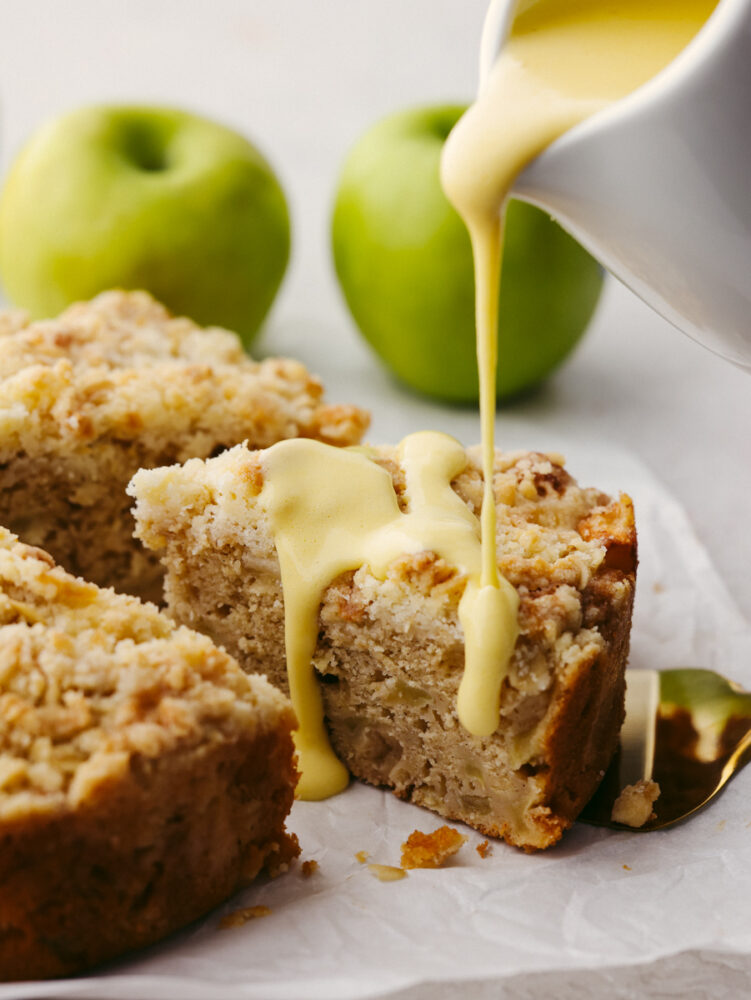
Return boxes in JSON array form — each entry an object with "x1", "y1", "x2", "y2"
[
  {"x1": 0, "y1": 528, "x2": 298, "y2": 981},
  {"x1": 0, "y1": 289, "x2": 368, "y2": 602},
  {"x1": 130, "y1": 437, "x2": 636, "y2": 851}
]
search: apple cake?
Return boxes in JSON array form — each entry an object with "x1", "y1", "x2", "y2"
[
  {"x1": 0, "y1": 527, "x2": 299, "y2": 982},
  {"x1": 0, "y1": 289, "x2": 368, "y2": 602},
  {"x1": 130, "y1": 440, "x2": 636, "y2": 851}
]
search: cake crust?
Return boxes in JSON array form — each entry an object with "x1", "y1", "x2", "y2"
[{"x1": 131, "y1": 442, "x2": 636, "y2": 851}]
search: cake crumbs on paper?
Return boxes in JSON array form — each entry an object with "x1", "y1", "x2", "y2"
[
  {"x1": 301, "y1": 859, "x2": 319, "y2": 878},
  {"x1": 368, "y1": 864, "x2": 407, "y2": 882},
  {"x1": 611, "y1": 779, "x2": 661, "y2": 828},
  {"x1": 355, "y1": 850, "x2": 370, "y2": 864},
  {"x1": 220, "y1": 905, "x2": 272, "y2": 929},
  {"x1": 476, "y1": 840, "x2": 492, "y2": 859},
  {"x1": 400, "y1": 826, "x2": 467, "y2": 869},
  {"x1": 623, "y1": 864, "x2": 632, "y2": 871}
]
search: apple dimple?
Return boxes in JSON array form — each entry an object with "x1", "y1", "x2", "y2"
[
  {"x1": 118, "y1": 118, "x2": 173, "y2": 173},
  {"x1": 430, "y1": 114, "x2": 458, "y2": 142}
]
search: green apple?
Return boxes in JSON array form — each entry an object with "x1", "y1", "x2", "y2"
[
  {"x1": 0, "y1": 105, "x2": 290, "y2": 346},
  {"x1": 331, "y1": 105, "x2": 603, "y2": 403}
]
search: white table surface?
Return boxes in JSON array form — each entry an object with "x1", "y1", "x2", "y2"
[{"x1": 0, "y1": 2, "x2": 749, "y2": 997}]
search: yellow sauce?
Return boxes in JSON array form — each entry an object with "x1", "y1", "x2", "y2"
[
  {"x1": 261, "y1": 0, "x2": 715, "y2": 799},
  {"x1": 441, "y1": 0, "x2": 717, "y2": 675},
  {"x1": 258, "y1": 432, "x2": 518, "y2": 799}
]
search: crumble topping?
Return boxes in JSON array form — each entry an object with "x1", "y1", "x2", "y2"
[
  {"x1": 0, "y1": 529, "x2": 291, "y2": 818},
  {"x1": 401, "y1": 826, "x2": 468, "y2": 869},
  {"x1": 0, "y1": 290, "x2": 369, "y2": 457},
  {"x1": 611, "y1": 779, "x2": 661, "y2": 828}
]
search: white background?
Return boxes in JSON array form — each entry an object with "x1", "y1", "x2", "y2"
[{"x1": 0, "y1": 3, "x2": 750, "y2": 997}]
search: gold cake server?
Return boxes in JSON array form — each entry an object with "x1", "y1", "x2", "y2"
[{"x1": 580, "y1": 668, "x2": 751, "y2": 831}]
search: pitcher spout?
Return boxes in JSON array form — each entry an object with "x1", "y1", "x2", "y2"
[{"x1": 482, "y1": 0, "x2": 751, "y2": 369}]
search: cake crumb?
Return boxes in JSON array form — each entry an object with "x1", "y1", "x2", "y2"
[
  {"x1": 623, "y1": 864, "x2": 631, "y2": 871},
  {"x1": 400, "y1": 826, "x2": 468, "y2": 869},
  {"x1": 367, "y1": 864, "x2": 407, "y2": 882},
  {"x1": 355, "y1": 850, "x2": 370, "y2": 864},
  {"x1": 611, "y1": 779, "x2": 661, "y2": 828},
  {"x1": 301, "y1": 859, "x2": 319, "y2": 878},
  {"x1": 220, "y1": 904, "x2": 272, "y2": 929},
  {"x1": 267, "y1": 833, "x2": 300, "y2": 878},
  {"x1": 476, "y1": 840, "x2": 492, "y2": 859}
]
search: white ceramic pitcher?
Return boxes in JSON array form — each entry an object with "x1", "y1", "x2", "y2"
[{"x1": 481, "y1": 0, "x2": 751, "y2": 370}]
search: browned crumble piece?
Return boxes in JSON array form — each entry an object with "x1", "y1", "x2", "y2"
[
  {"x1": 220, "y1": 905, "x2": 272, "y2": 929},
  {"x1": 476, "y1": 840, "x2": 492, "y2": 859},
  {"x1": 401, "y1": 826, "x2": 468, "y2": 869},
  {"x1": 301, "y1": 859, "x2": 319, "y2": 878},
  {"x1": 355, "y1": 850, "x2": 370, "y2": 864}
]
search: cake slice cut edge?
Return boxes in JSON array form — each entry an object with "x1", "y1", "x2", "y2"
[{"x1": 130, "y1": 440, "x2": 637, "y2": 851}]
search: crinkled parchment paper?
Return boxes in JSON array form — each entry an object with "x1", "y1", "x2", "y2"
[{"x1": 3, "y1": 442, "x2": 750, "y2": 1000}]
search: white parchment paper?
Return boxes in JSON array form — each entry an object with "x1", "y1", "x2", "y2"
[{"x1": 3, "y1": 442, "x2": 750, "y2": 1000}]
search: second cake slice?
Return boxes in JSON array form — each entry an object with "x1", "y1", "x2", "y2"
[
  {"x1": 130, "y1": 435, "x2": 636, "y2": 851},
  {"x1": 0, "y1": 290, "x2": 368, "y2": 602}
]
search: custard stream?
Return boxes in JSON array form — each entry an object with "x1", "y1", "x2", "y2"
[{"x1": 260, "y1": 0, "x2": 716, "y2": 800}]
